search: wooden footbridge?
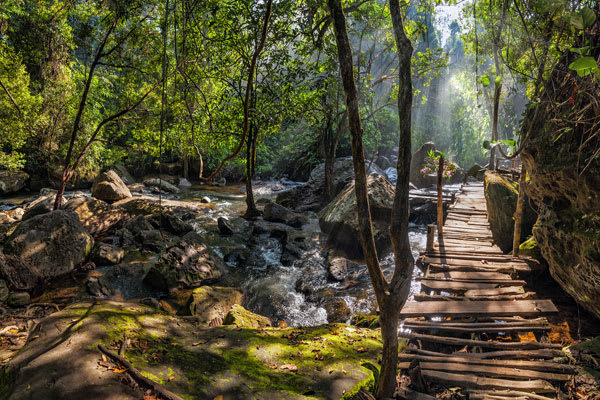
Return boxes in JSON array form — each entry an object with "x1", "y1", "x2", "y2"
[{"x1": 398, "y1": 182, "x2": 574, "y2": 399}]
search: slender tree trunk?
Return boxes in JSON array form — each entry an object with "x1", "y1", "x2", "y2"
[
  {"x1": 201, "y1": 0, "x2": 272, "y2": 182},
  {"x1": 244, "y1": 123, "x2": 259, "y2": 218},
  {"x1": 490, "y1": 82, "x2": 500, "y2": 169},
  {"x1": 324, "y1": 110, "x2": 348, "y2": 200},
  {"x1": 437, "y1": 154, "x2": 444, "y2": 235},
  {"x1": 328, "y1": 0, "x2": 415, "y2": 397},
  {"x1": 183, "y1": 154, "x2": 189, "y2": 179},
  {"x1": 512, "y1": 164, "x2": 526, "y2": 255}
]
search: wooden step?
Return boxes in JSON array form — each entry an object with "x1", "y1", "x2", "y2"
[
  {"x1": 413, "y1": 293, "x2": 535, "y2": 302},
  {"x1": 421, "y1": 370, "x2": 555, "y2": 393},
  {"x1": 405, "y1": 347, "x2": 566, "y2": 360},
  {"x1": 467, "y1": 390, "x2": 556, "y2": 399},
  {"x1": 401, "y1": 317, "x2": 549, "y2": 333},
  {"x1": 424, "y1": 271, "x2": 513, "y2": 280},
  {"x1": 399, "y1": 300, "x2": 558, "y2": 318},
  {"x1": 398, "y1": 361, "x2": 571, "y2": 381},
  {"x1": 398, "y1": 332, "x2": 563, "y2": 350},
  {"x1": 419, "y1": 279, "x2": 525, "y2": 292}
]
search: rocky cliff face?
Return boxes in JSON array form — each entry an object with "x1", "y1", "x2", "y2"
[{"x1": 520, "y1": 33, "x2": 600, "y2": 319}]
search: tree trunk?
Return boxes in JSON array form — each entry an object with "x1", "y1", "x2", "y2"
[
  {"x1": 489, "y1": 83, "x2": 500, "y2": 170},
  {"x1": 328, "y1": 0, "x2": 415, "y2": 397},
  {"x1": 324, "y1": 110, "x2": 348, "y2": 201},
  {"x1": 512, "y1": 164, "x2": 526, "y2": 255},
  {"x1": 244, "y1": 123, "x2": 259, "y2": 218},
  {"x1": 183, "y1": 154, "x2": 189, "y2": 179},
  {"x1": 437, "y1": 154, "x2": 444, "y2": 235}
]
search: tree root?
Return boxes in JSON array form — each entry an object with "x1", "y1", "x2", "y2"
[
  {"x1": 98, "y1": 344, "x2": 185, "y2": 400},
  {"x1": 25, "y1": 303, "x2": 60, "y2": 316}
]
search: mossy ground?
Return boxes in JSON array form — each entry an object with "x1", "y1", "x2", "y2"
[{"x1": 7, "y1": 301, "x2": 387, "y2": 400}]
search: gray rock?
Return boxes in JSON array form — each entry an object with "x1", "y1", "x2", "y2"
[
  {"x1": 179, "y1": 178, "x2": 192, "y2": 187},
  {"x1": 144, "y1": 241, "x2": 226, "y2": 290},
  {"x1": 110, "y1": 164, "x2": 135, "y2": 185},
  {"x1": 92, "y1": 170, "x2": 132, "y2": 202},
  {"x1": 22, "y1": 194, "x2": 64, "y2": 221},
  {"x1": 0, "y1": 279, "x2": 8, "y2": 302},
  {"x1": 0, "y1": 252, "x2": 44, "y2": 294},
  {"x1": 143, "y1": 178, "x2": 180, "y2": 193},
  {"x1": 264, "y1": 202, "x2": 307, "y2": 228},
  {"x1": 91, "y1": 243, "x2": 125, "y2": 266},
  {"x1": 4, "y1": 210, "x2": 94, "y2": 278},
  {"x1": 147, "y1": 212, "x2": 193, "y2": 235},
  {"x1": 7, "y1": 291, "x2": 30, "y2": 307},
  {"x1": 85, "y1": 276, "x2": 115, "y2": 298},
  {"x1": 217, "y1": 217, "x2": 234, "y2": 235},
  {"x1": 328, "y1": 256, "x2": 348, "y2": 282},
  {"x1": 409, "y1": 142, "x2": 437, "y2": 188},
  {"x1": 0, "y1": 170, "x2": 29, "y2": 195},
  {"x1": 318, "y1": 173, "x2": 394, "y2": 258}
]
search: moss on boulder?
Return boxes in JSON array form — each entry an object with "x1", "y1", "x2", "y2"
[
  {"x1": 223, "y1": 304, "x2": 272, "y2": 329},
  {"x1": 188, "y1": 286, "x2": 243, "y2": 324},
  {"x1": 4, "y1": 301, "x2": 387, "y2": 400}
]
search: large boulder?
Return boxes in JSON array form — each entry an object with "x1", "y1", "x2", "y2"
[
  {"x1": 409, "y1": 142, "x2": 437, "y2": 188},
  {"x1": 0, "y1": 170, "x2": 29, "y2": 195},
  {"x1": 318, "y1": 173, "x2": 394, "y2": 258},
  {"x1": 22, "y1": 194, "x2": 65, "y2": 221},
  {"x1": 308, "y1": 157, "x2": 385, "y2": 197},
  {"x1": 144, "y1": 240, "x2": 227, "y2": 290},
  {"x1": 4, "y1": 210, "x2": 94, "y2": 278},
  {"x1": 91, "y1": 170, "x2": 132, "y2": 202},
  {"x1": 484, "y1": 171, "x2": 536, "y2": 253},
  {"x1": 0, "y1": 251, "x2": 44, "y2": 295},
  {"x1": 63, "y1": 196, "x2": 129, "y2": 237},
  {"x1": 187, "y1": 286, "x2": 243, "y2": 324},
  {"x1": 110, "y1": 164, "x2": 135, "y2": 185},
  {"x1": 223, "y1": 304, "x2": 272, "y2": 328},
  {"x1": 263, "y1": 202, "x2": 307, "y2": 228}
]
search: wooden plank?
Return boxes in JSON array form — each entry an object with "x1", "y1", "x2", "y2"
[
  {"x1": 419, "y1": 279, "x2": 525, "y2": 292},
  {"x1": 418, "y1": 277, "x2": 523, "y2": 285},
  {"x1": 398, "y1": 362, "x2": 571, "y2": 381},
  {"x1": 405, "y1": 347, "x2": 566, "y2": 360},
  {"x1": 399, "y1": 300, "x2": 558, "y2": 318},
  {"x1": 402, "y1": 318, "x2": 549, "y2": 328},
  {"x1": 423, "y1": 253, "x2": 521, "y2": 262},
  {"x1": 425, "y1": 271, "x2": 513, "y2": 280},
  {"x1": 398, "y1": 354, "x2": 574, "y2": 374},
  {"x1": 465, "y1": 287, "x2": 526, "y2": 296},
  {"x1": 426, "y1": 263, "x2": 524, "y2": 274},
  {"x1": 421, "y1": 257, "x2": 532, "y2": 270},
  {"x1": 396, "y1": 389, "x2": 437, "y2": 400},
  {"x1": 413, "y1": 293, "x2": 535, "y2": 302},
  {"x1": 398, "y1": 332, "x2": 563, "y2": 350},
  {"x1": 468, "y1": 390, "x2": 556, "y2": 400},
  {"x1": 420, "y1": 370, "x2": 555, "y2": 393}
]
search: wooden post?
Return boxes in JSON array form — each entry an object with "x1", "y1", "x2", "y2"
[
  {"x1": 437, "y1": 154, "x2": 444, "y2": 235},
  {"x1": 426, "y1": 224, "x2": 435, "y2": 252},
  {"x1": 512, "y1": 164, "x2": 527, "y2": 256}
]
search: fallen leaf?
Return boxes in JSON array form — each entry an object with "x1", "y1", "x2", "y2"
[
  {"x1": 8, "y1": 330, "x2": 18, "y2": 334},
  {"x1": 356, "y1": 347, "x2": 368, "y2": 353},
  {"x1": 113, "y1": 368, "x2": 127, "y2": 374},
  {"x1": 280, "y1": 363, "x2": 298, "y2": 372},
  {"x1": 192, "y1": 339, "x2": 208, "y2": 346},
  {"x1": 213, "y1": 396, "x2": 223, "y2": 400},
  {"x1": 101, "y1": 354, "x2": 108, "y2": 362},
  {"x1": 168, "y1": 376, "x2": 175, "y2": 382}
]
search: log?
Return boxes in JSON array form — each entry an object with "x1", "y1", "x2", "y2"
[
  {"x1": 405, "y1": 347, "x2": 565, "y2": 360},
  {"x1": 98, "y1": 345, "x2": 185, "y2": 400},
  {"x1": 420, "y1": 370, "x2": 555, "y2": 393},
  {"x1": 398, "y1": 354, "x2": 575, "y2": 373},
  {"x1": 401, "y1": 316, "x2": 548, "y2": 332},
  {"x1": 468, "y1": 390, "x2": 556, "y2": 400},
  {"x1": 398, "y1": 332, "x2": 563, "y2": 350},
  {"x1": 397, "y1": 361, "x2": 571, "y2": 381}
]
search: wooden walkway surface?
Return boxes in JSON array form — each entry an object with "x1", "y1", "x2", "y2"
[{"x1": 398, "y1": 182, "x2": 572, "y2": 399}]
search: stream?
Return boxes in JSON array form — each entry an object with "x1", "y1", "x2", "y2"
[{"x1": 1, "y1": 181, "x2": 444, "y2": 327}]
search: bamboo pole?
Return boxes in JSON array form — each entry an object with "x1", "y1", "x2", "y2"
[
  {"x1": 512, "y1": 164, "x2": 527, "y2": 256},
  {"x1": 427, "y1": 224, "x2": 435, "y2": 252},
  {"x1": 437, "y1": 154, "x2": 444, "y2": 235}
]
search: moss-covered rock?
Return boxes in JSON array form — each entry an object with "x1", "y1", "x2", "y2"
[
  {"x1": 519, "y1": 236, "x2": 541, "y2": 259},
  {"x1": 484, "y1": 171, "x2": 536, "y2": 253},
  {"x1": 188, "y1": 286, "x2": 243, "y2": 324},
  {"x1": 519, "y1": 42, "x2": 600, "y2": 319},
  {"x1": 5, "y1": 301, "x2": 387, "y2": 400},
  {"x1": 223, "y1": 304, "x2": 272, "y2": 329}
]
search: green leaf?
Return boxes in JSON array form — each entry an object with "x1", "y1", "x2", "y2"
[
  {"x1": 495, "y1": 76, "x2": 502, "y2": 86},
  {"x1": 569, "y1": 56, "x2": 598, "y2": 71},
  {"x1": 478, "y1": 75, "x2": 491, "y2": 87},
  {"x1": 570, "y1": 14, "x2": 584, "y2": 30},
  {"x1": 581, "y1": 7, "x2": 596, "y2": 28},
  {"x1": 482, "y1": 140, "x2": 491, "y2": 150},
  {"x1": 570, "y1": 46, "x2": 590, "y2": 55}
]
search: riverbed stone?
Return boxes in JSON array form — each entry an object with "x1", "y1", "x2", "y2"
[
  {"x1": 409, "y1": 141, "x2": 437, "y2": 188},
  {"x1": 223, "y1": 304, "x2": 272, "y2": 328},
  {"x1": 0, "y1": 252, "x2": 44, "y2": 295},
  {"x1": 91, "y1": 170, "x2": 132, "y2": 202},
  {"x1": 91, "y1": 242, "x2": 125, "y2": 266},
  {"x1": 7, "y1": 291, "x2": 30, "y2": 307},
  {"x1": 144, "y1": 241, "x2": 226, "y2": 290},
  {"x1": 319, "y1": 173, "x2": 395, "y2": 258},
  {"x1": 0, "y1": 170, "x2": 29, "y2": 195},
  {"x1": 3, "y1": 300, "x2": 385, "y2": 400},
  {"x1": 218, "y1": 217, "x2": 234, "y2": 235},
  {"x1": 264, "y1": 202, "x2": 307, "y2": 228},
  {"x1": 323, "y1": 298, "x2": 351, "y2": 323},
  {"x1": 187, "y1": 286, "x2": 243, "y2": 325},
  {"x1": 22, "y1": 194, "x2": 64, "y2": 221},
  {"x1": 147, "y1": 212, "x2": 193, "y2": 235},
  {"x1": 143, "y1": 177, "x2": 180, "y2": 193},
  {"x1": 4, "y1": 210, "x2": 94, "y2": 278},
  {"x1": 328, "y1": 256, "x2": 348, "y2": 282},
  {"x1": 110, "y1": 164, "x2": 135, "y2": 185}
]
